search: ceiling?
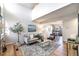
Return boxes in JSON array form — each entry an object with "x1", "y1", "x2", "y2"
[
  {"x1": 19, "y1": 3, "x2": 38, "y2": 9},
  {"x1": 33, "y1": 3, "x2": 79, "y2": 24},
  {"x1": 3, "y1": 3, "x2": 79, "y2": 24},
  {"x1": 32, "y1": 3, "x2": 71, "y2": 20}
]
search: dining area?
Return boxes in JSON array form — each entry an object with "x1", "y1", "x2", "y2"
[{"x1": 66, "y1": 37, "x2": 79, "y2": 56}]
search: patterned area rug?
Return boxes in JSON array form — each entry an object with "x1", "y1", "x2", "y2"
[{"x1": 20, "y1": 42, "x2": 60, "y2": 56}]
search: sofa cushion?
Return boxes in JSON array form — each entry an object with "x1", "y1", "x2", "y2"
[{"x1": 29, "y1": 34, "x2": 34, "y2": 40}]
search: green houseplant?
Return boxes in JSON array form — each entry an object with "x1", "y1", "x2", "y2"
[{"x1": 10, "y1": 23, "x2": 24, "y2": 42}]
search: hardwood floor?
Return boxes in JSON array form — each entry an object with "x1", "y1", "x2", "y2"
[
  {"x1": 0, "y1": 36, "x2": 77, "y2": 56},
  {"x1": 49, "y1": 37, "x2": 66, "y2": 56},
  {"x1": 0, "y1": 44, "x2": 22, "y2": 56},
  {"x1": 52, "y1": 37, "x2": 78, "y2": 56},
  {"x1": 53, "y1": 40, "x2": 67, "y2": 56}
]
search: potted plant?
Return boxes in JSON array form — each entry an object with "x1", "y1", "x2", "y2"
[{"x1": 10, "y1": 23, "x2": 24, "y2": 42}]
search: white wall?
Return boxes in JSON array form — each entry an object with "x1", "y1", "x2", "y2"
[
  {"x1": 63, "y1": 13, "x2": 78, "y2": 41},
  {"x1": 3, "y1": 4, "x2": 36, "y2": 43}
]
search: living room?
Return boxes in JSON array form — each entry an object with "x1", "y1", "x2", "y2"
[{"x1": 0, "y1": 3, "x2": 79, "y2": 56}]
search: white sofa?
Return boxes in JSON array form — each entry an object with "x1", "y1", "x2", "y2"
[{"x1": 24, "y1": 34, "x2": 38, "y2": 45}]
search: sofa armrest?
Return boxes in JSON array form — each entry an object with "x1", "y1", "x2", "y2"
[{"x1": 24, "y1": 37, "x2": 28, "y2": 44}]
